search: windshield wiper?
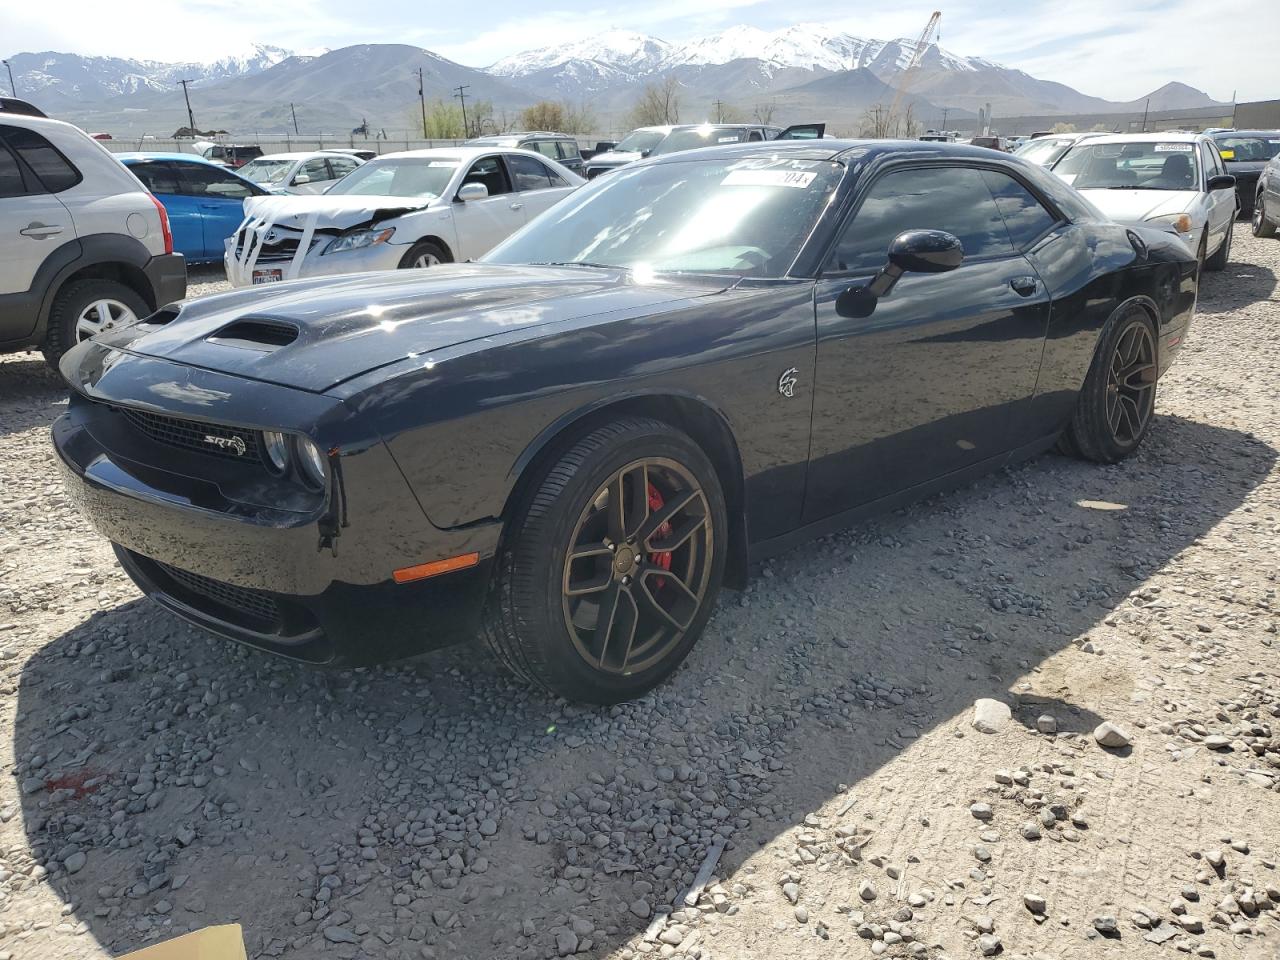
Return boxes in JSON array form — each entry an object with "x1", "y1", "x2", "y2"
[{"x1": 1101, "y1": 185, "x2": 1175, "y2": 190}]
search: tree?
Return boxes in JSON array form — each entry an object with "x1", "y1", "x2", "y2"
[
  {"x1": 1050, "y1": 121, "x2": 1077, "y2": 134},
  {"x1": 1090, "y1": 122, "x2": 1114, "y2": 132},
  {"x1": 412, "y1": 99, "x2": 465, "y2": 139},
  {"x1": 628, "y1": 76, "x2": 680, "y2": 127},
  {"x1": 752, "y1": 101, "x2": 777, "y2": 125},
  {"x1": 859, "y1": 102, "x2": 919, "y2": 139},
  {"x1": 521, "y1": 101, "x2": 567, "y2": 132}
]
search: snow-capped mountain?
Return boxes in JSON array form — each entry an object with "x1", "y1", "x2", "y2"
[
  {"x1": 489, "y1": 30, "x2": 672, "y2": 78},
  {"x1": 4, "y1": 44, "x2": 295, "y2": 106}
]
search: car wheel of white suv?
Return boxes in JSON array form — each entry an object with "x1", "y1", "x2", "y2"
[{"x1": 42, "y1": 279, "x2": 149, "y2": 370}]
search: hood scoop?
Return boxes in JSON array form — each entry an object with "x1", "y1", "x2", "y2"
[{"x1": 207, "y1": 318, "x2": 300, "y2": 352}]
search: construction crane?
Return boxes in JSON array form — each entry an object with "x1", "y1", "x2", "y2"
[{"x1": 885, "y1": 10, "x2": 941, "y2": 137}]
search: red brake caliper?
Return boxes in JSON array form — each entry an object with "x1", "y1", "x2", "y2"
[{"x1": 647, "y1": 483, "x2": 673, "y2": 581}]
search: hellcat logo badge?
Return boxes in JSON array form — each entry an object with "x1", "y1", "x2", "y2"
[
  {"x1": 203, "y1": 434, "x2": 247, "y2": 456},
  {"x1": 777, "y1": 367, "x2": 799, "y2": 399}
]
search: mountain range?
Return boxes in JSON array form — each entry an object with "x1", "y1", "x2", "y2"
[{"x1": 2, "y1": 25, "x2": 1230, "y2": 137}]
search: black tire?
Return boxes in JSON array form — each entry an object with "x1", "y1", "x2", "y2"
[
  {"x1": 1195, "y1": 232, "x2": 1207, "y2": 274},
  {"x1": 482, "y1": 417, "x2": 727, "y2": 704},
  {"x1": 1253, "y1": 196, "x2": 1277, "y2": 239},
  {"x1": 1205, "y1": 219, "x2": 1232, "y2": 271},
  {"x1": 1061, "y1": 305, "x2": 1159, "y2": 464},
  {"x1": 397, "y1": 240, "x2": 451, "y2": 270},
  {"x1": 41, "y1": 278, "x2": 150, "y2": 371}
]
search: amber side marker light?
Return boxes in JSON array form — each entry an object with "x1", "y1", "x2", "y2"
[{"x1": 393, "y1": 553, "x2": 480, "y2": 584}]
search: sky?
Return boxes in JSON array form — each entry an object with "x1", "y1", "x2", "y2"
[{"x1": 2, "y1": 0, "x2": 1276, "y2": 103}]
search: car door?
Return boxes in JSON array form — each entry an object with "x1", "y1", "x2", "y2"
[
  {"x1": 290, "y1": 157, "x2": 333, "y2": 195},
  {"x1": 506, "y1": 153, "x2": 575, "y2": 220},
  {"x1": 1199, "y1": 140, "x2": 1235, "y2": 247},
  {"x1": 450, "y1": 155, "x2": 524, "y2": 260},
  {"x1": 325, "y1": 156, "x2": 361, "y2": 191},
  {"x1": 127, "y1": 160, "x2": 201, "y2": 260},
  {"x1": 0, "y1": 127, "x2": 75, "y2": 326},
  {"x1": 774, "y1": 124, "x2": 827, "y2": 141},
  {"x1": 803, "y1": 163, "x2": 1052, "y2": 523},
  {"x1": 175, "y1": 162, "x2": 258, "y2": 260},
  {"x1": 554, "y1": 140, "x2": 584, "y2": 174}
]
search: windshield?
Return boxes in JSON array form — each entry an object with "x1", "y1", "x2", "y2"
[
  {"x1": 238, "y1": 158, "x2": 295, "y2": 184},
  {"x1": 484, "y1": 157, "x2": 843, "y2": 278},
  {"x1": 1014, "y1": 137, "x2": 1076, "y2": 166},
  {"x1": 1055, "y1": 142, "x2": 1201, "y2": 190},
  {"x1": 652, "y1": 127, "x2": 755, "y2": 156},
  {"x1": 612, "y1": 130, "x2": 667, "y2": 154},
  {"x1": 326, "y1": 157, "x2": 460, "y2": 198},
  {"x1": 1214, "y1": 136, "x2": 1280, "y2": 162}
]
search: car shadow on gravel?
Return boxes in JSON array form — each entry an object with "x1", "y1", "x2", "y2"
[
  {"x1": 0, "y1": 355, "x2": 68, "y2": 439},
  {"x1": 13, "y1": 412, "x2": 1277, "y2": 959}
]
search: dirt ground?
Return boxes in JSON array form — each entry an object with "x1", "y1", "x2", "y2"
[{"x1": 0, "y1": 237, "x2": 1277, "y2": 960}]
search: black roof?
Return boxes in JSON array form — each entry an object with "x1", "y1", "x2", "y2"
[{"x1": 0, "y1": 97, "x2": 47, "y2": 118}]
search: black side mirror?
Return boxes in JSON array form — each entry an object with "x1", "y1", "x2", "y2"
[
  {"x1": 639, "y1": 149, "x2": 651, "y2": 158},
  {"x1": 1206, "y1": 174, "x2": 1236, "y2": 191},
  {"x1": 836, "y1": 230, "x2": 964, "y2": 318}
]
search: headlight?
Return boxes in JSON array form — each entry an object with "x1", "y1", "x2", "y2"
[
  {"x1": 262, "y1": 430, "x2": 289, "y2": 474},
  {"x1": 1146, "y1": 213, "x2": 1194, "y2": 237},
  {"x1": 295, "y1": 436, "x2": 328, "y2": 489},
  {"x1": 323, "y1": 227, "x2": 395, "y2": 255}
]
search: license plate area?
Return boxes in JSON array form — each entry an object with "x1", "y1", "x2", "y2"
[{"x1": 252, "y1": 269, "x2": 283, "y2": 285}]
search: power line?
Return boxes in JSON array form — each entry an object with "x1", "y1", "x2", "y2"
[
  {"x1": 453, "y1": 84, "x2": 470, "y2": 139},
  {"x1": 177, "y1": 79, "x2": 197, "y2": 133}
]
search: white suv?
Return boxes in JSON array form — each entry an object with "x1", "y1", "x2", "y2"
[{"x1": 0, "y1": 98, "x2": 186, "y2": 370}]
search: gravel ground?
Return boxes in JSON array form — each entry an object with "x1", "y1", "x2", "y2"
[{"x1": 1, "y1": 237, "x2": 1278, "y2": 960}]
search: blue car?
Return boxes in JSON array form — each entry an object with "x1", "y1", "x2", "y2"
[{"x1": 116, "y1": 153, "x2": 268, "y2": 263}]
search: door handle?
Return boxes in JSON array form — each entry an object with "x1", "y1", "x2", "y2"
[
  {"x1": 1010, "y1": 276, "x2": 1038, "y2": 297},
  {"x1": 20, "y1": 221, "x2": 62, "y2": 238},
  {"x1": 509, "y1": 202, "x2": 523, "y2": 211}
]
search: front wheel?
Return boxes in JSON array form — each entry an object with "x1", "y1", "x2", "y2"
[
  {"x1": 1060, "y1": 306, "x2": 1158, "y2": 464},
  {"x1": 1254, "y1": 197, "x2": 1277, "y2": 239},
  {"x1": 42, "y1": 279, "x2": 150, "y2": 371},
  {"x1": 483, "y1": 418, "x2": 727, "y2": 704},
  {"x1": 398, "y1": 240, "x2": 451, "y2": 270}
]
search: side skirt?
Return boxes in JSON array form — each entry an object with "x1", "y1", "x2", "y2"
[{"x1": 747, "y1": 432, "x2": 1061, "y2": 565}]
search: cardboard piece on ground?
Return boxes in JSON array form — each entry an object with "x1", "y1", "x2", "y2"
[{"x1": 118, "y1": 924, "x2": 247, "y2": 960}]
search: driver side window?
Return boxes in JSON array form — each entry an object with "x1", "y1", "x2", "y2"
[
  {"x1": 461, "y1": 157, "x2": 512, "y2": 197},
  {"x1": 826, "y1": 166, "x2": 1012, "y2": 274}
]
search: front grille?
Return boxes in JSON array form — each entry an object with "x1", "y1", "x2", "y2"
[
  {"x1": 232, "y1": 230, "x2": 321, "y2": 264},
  {"x1": 157, "y1": 561, "x2": 280, "y2": 625},
  {"x1": 116, "y1": 406, "x2": 263, "y2": 465}
]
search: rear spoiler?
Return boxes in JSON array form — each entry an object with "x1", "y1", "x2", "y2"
[{"x1": 0, "y1": 97, "x2": 47, "y2": 118}]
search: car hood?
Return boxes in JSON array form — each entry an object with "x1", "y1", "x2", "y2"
[
  {"x1": 241, "y1": 193, "x2": 440, "y2": 230},
  {"x1": 111, "y1": 264, "x2": 727, "y2": 392},
  {"x1": 587, "y1": 151, "x2": 642, "y2": 168},
  {"x1": 1074, "y1": 188, "x2": 1198, "y2": 222}
]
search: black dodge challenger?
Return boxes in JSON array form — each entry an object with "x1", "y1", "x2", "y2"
[{"x1": 53, "y1": 140, "x2": 1199, "y2": 704}]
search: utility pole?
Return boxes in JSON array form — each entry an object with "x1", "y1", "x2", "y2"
[
  {"x1": 290, "y1": 102, "x2": 299, "y2": 135},
  {"x1": 177, "y1": 79, "x2": 197, "y2": 133},
  {"x1": 713, "y1": 99, "x2": 724, "y2": 123},
  {"x1": 415, "y1": 68, "x2": 427, "y2": 138},
  {"x1": 1140, "y1": 97, "x2": 1150, "y2": 133},
  {"x1": 941, "y1": 107, "x2": 949, "y2": 131},
  {"x1": 2, "y1": 60, "x2": 16, "y2": 97},
  {"x1": 453, "y1": 84, "x2": 470, "y2": 139}
]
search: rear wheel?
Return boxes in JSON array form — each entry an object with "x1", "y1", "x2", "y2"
[
  {"x1": 1253, "y1": 197, "x2": 1277, "y2": 238},
  {"x1": 398, "y1": 240, "x2": 451, "y2": 270},
  {"x1": 1205, "y1": 219, "x2": 1232, "y2": 271},
  {"x1": 42, "y1": 279, "x2": 149, "y2": 371},
  {"x1": 483, "y1": 418, "x2": 727, "y2": 704},
  {"x1": 1060, "y1": 306, "x2": 1158, "y2": 464}
]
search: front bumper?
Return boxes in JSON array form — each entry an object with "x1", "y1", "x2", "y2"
[
  {"x1": 224, "y1": 237, "x2": 406, "y2": 288},
  {"x1": 144, "y1": 252, "x2": 188, "y2": 307},
  {"x1": 52, "y1": 345, "x2": 500, "y2": 664}
]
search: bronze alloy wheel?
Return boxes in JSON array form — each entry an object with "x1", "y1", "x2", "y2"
[
  {"x1": 561, "y1": 457, "x2": 713, "y2": 676},
  {"x1": 1106, "y1": 320, "x2": 1157, "y2": 444}
]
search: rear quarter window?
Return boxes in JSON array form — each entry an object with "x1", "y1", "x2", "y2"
[{"x1": 2, "y1": 126, "x2": 82, "y2": 192}]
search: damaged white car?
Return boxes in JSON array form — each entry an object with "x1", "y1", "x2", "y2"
[{"x1": 225, "y1": 146, "x2": 583, "y2": 287}]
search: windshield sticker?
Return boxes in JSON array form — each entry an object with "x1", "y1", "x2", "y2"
[
  {"x1": 428, "y1": 161, "x2": 459, "y2": 168},
  {"x1": 722, "y1": 169, "x2": 818, "y2": 189},
  {"x1": 717, "y1": 136, "x2": 741, "y2": 143},
  {"x1": 1154, "y1": 144, "x2": 1193, "y2": 152}
]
